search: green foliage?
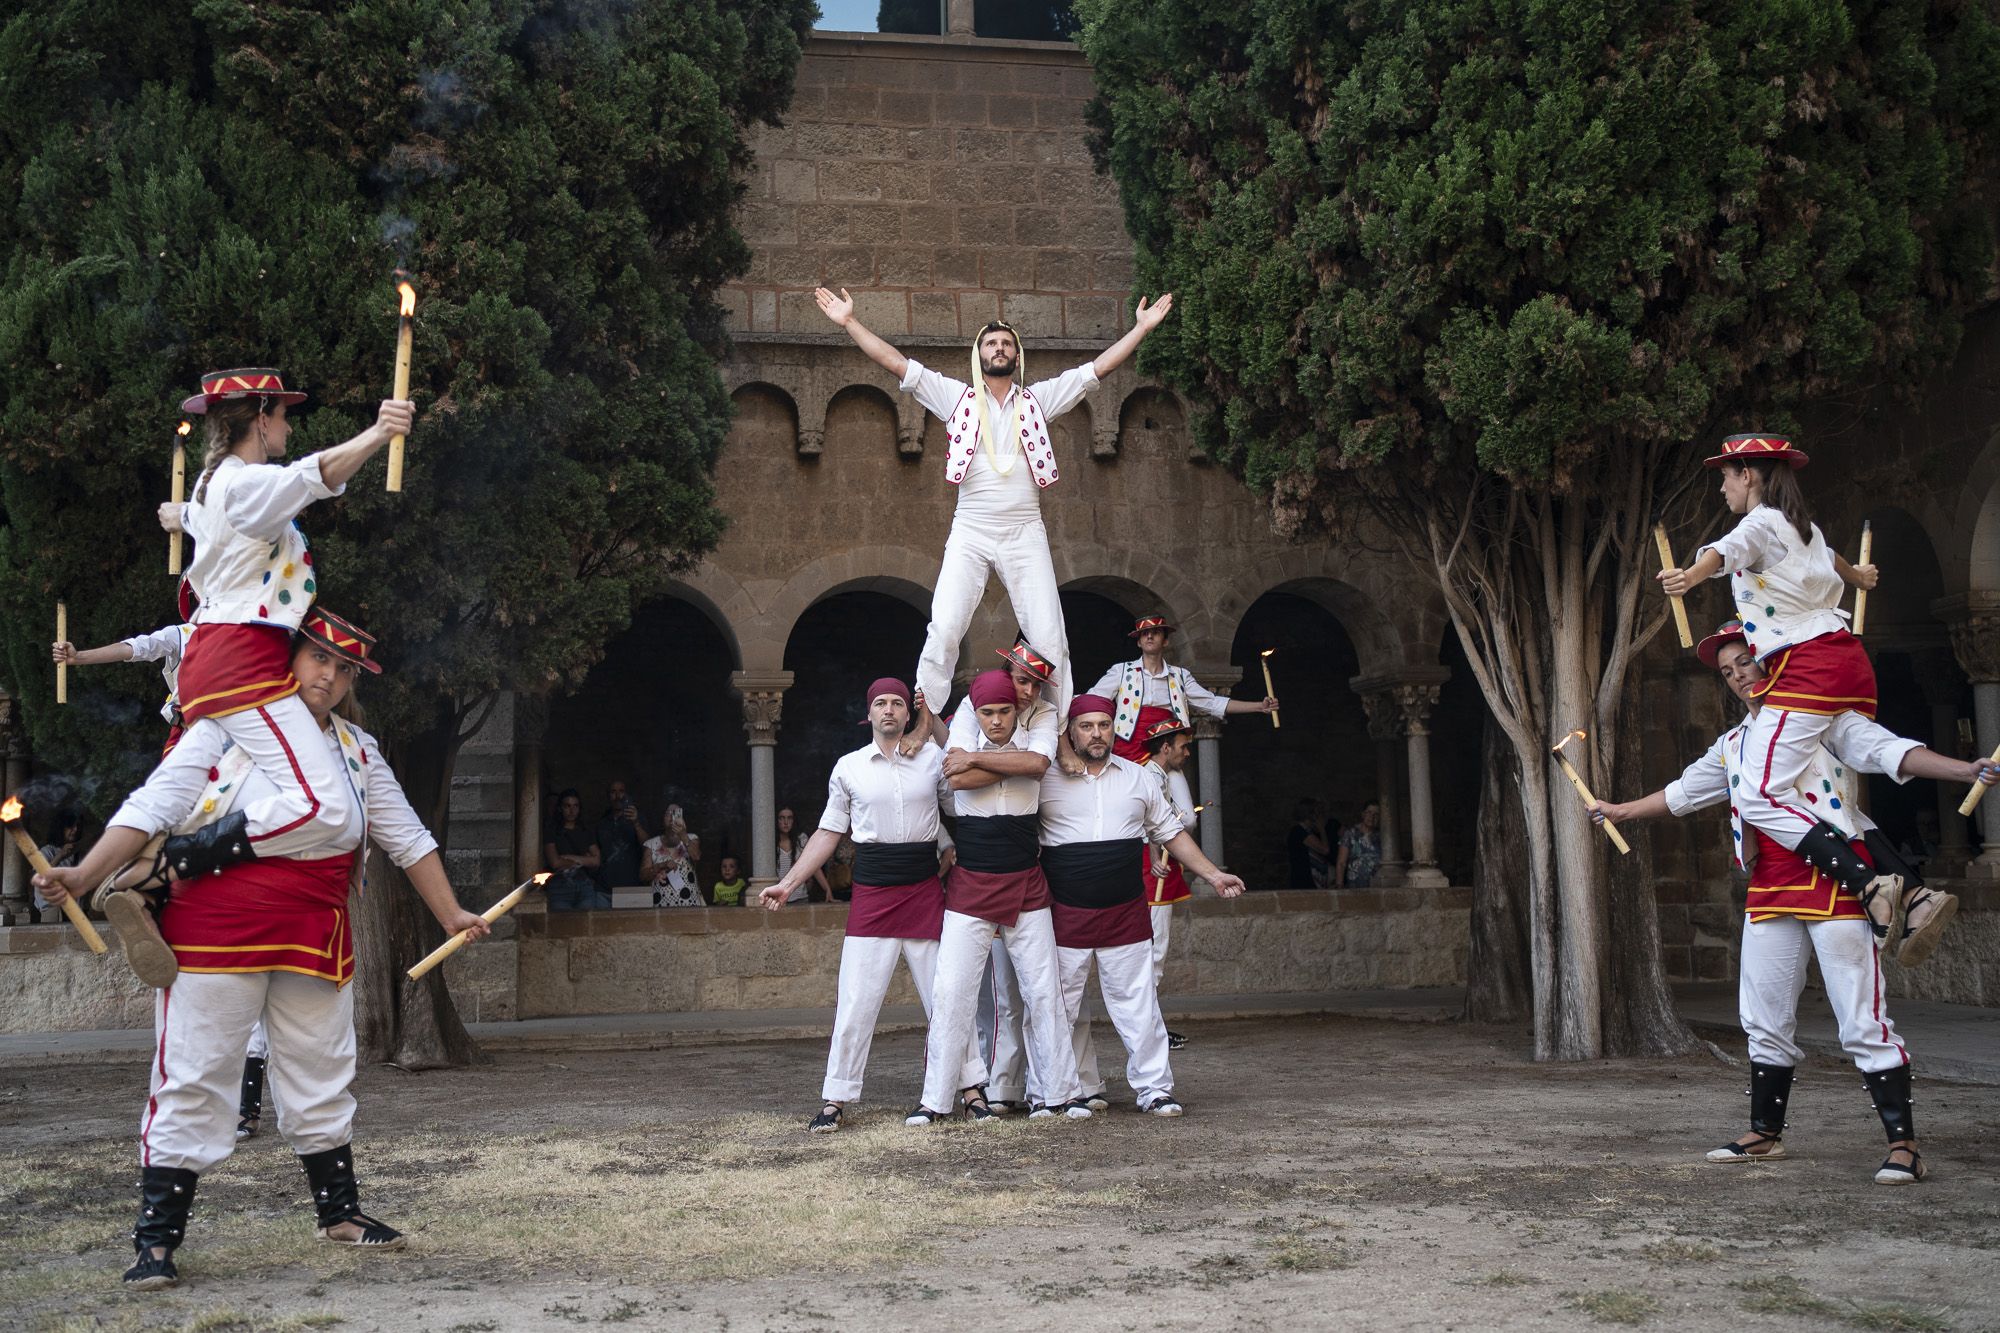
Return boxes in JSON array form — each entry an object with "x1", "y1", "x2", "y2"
[
  {"x1": 1077, "y1": 0, "x2": 2000, "y2": 511},
  {"x1": 0, "y1": 0, "x2": 816, "y2": 799}
]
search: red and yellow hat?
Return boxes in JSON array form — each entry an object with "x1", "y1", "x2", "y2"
[
  {"x1": 1703, "y1": 433, "x2": 1808, "y2": 470},
  {"x1": 300, "y1": 608, "x2": 383, "y2": 675},
  {"x1": 1696, "y1": 619, "x2": 1748, "y2": 670},
  {"x1": 1128, "y1": 614, "x2": 1176, "y2": 639},
  {"x1": 1142, "y1": 716, "x2": 1192, "y2": 744},
  {"x1": 996, "y1": 633, "x2": 1055, "y2": 684},
  {"x1": 182, "y1": 367, "x2": 308, "y2": 415}
]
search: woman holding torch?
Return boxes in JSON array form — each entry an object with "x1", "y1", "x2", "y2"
[
  {"x1": 35, "y1": 608, "x2": 487, "y2": 1290},
  {"x1": 153, "y1": 368, "x2": 411, "y2": 881}
]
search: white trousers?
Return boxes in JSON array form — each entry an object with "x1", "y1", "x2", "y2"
[
  {"x1": 1740, "y1": 915, "x2": 1907, "y2": 1072},
  {"x1": 220, "y1": 696, "x2": 357, "y2": 855},
  {"x1": 1150, "y1": 904, "x2": 1174, "y2": 988},
  {"x1": 980, "y1": 938, "x2": 1022, "y2": 1099},
  {"x1": 923, "y1": 909, "x2": 1077, "y2": 1112},
  {"x1": 916, "y1": 516, "x2": 1073, "y2": 719},
  {"x1": 1058, "y1": 941, "x2": 1173, "y2": 1104},
  {"x1": 141, "y1": 971, "x2": 356, "y2": 1173},
  {"x1": 822, "y1": 934, "x2": 981, "y2": 1104}
]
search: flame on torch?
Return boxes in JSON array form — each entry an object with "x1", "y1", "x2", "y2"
[
  {"x1": 397, "y1": 281, "x2": 417, "y2": 317},
  {"x1": 0, "y1": 796, "x2": 22, "y2": 824},
  {"x1": 533, "y1": 872, "x2": 552, "y2": 885},
  {"x1": 177, "y1": 420, "x2": 191, "y2": 438}
]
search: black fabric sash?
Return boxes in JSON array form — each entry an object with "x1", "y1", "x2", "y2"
[
  {"x1": 953, "y1": 814, "x2": 1041, "y2": 875},
  {"x1": 853, "y1": 840, "x2": 937, "y2": 887},
  {"x1": 1040, "y1": 838, "x2": 1142, "y2": 909}
]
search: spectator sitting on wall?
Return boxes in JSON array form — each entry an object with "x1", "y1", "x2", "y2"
[
  {"x1": 1287, "y1": 799, "x2": 1331, "y2": 889},
  {"x1": 33, "y1": 809, "x2": 83, "y2": 921},
  {"x1": 711, "y1": 854, "x2": 750, "y2": 907},
  {"x1": 1336, "y1": 801, "x2": 1384, "y2": 889},
  {"x1": 544, "y1": 788, "x2": 606, "y2": 911},
  {"x1": 823, "y1": 832, "x2": 856, "y2": 902},
  {"x1": 644, "y1": 804, "x2": 704, "y2": 907},
  {"x1": 595, "y1": 779, "x2": 647, "y2": 892},
  {"x1": 777, "y1": 806, "x2": 831, "y2": 905}
]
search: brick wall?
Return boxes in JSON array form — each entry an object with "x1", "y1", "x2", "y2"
[{"x1": 723, "y1": 33, "x2": 1134, "y2": 342}]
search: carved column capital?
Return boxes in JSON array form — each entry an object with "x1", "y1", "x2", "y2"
[
  {"x1": 1359, "y1": 690, "x2": 1401, "y2": 743},
  {"x1": 1937, "y1": 592, "x2": 2000, "y2": 684},
  {"x1": 1351, "y1": 669, "x2": 1450, "y2": 738},
  {"x1": 731, "y1": 671, "x2": 795, "y2": 747},
  {"x1": 795, "y1": 428, "x2": 824, "y2": 456},
  {"x1": 1192, "y1": 715, "x2": 1225, "y2": 743},
  {"x1": 1392, "y1": 683, "x2": 1442, "y2": 735}
]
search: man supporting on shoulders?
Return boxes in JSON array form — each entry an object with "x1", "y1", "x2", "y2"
[
  {"x1": 761, "y1": 678, "x2": 981, "y2": 1132},
  {"x1": 909, "y1": 669, "x2": 1090, "y2": 1124},
  {"x1": 1039, "y1": 695, "x2": 1246, "y2": 1116}
]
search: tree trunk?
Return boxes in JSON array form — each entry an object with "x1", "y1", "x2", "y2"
[
  {"x1": 1464, "y1": 711, "x2": 1532, "y2": 1023},
  {"x1": 352, "y1": 706, "x2": 489, "y2": 1070},
  {"x1": 1546, "y1": 514, "x2": 1607, "y2": 1059},
  {"x1": 1601, "y1": 671, "x2": 1704, "y2": 1055}
]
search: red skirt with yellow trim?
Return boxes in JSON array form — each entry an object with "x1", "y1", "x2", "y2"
[
  {"x1": 1113, "y1": 705, "x2": 1184, "y2": 764},
  {"x1": 161, "y1": 852, "x2": 356, "y2": 984},
  {"x1": 176, "y1": 623, "x2": 300, "y2": 724},
  {"x1": 1745, "y1": 830, "x2": 1868, "y2": 923},
  {"x1": 1751, "y1": 632, "x2": 1876, "y2": 719},
  {"x1": 1144, "y1": 846, "x2": 1191, "y2": 906}
]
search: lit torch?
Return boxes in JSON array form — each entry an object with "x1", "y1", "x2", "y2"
[
  {"x1": 168, "y1": 420, "x2": 190, "y2": 575},
  {"x1": 1, "y1": 796, "x2": 107, "y2": 952},
  {"x1": 1551, "y1": 730, "x2": 1631, "y2": 856},
  {"x1": 387, "y1": 275, "x2": 416, "y2": 493},
  {"x1": 1260, "y1": 648, "x2": 1281, "y2": 730},
  {"x1": 405, "y1": 873, "x2": 549, "y2": 980}
]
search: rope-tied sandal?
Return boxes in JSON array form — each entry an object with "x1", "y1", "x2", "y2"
[
  {"x1": 1875, "y1": 1145, "x2": 1926, "y2": 1186},
  {"x1": 316, "y1": 1212, "x2": 405, "y2": 1248},
  {"x1": 808, "y1": 1102, "x2": 843, "y2": 1134},
  {"x1": 1705, "y1": 1130, "x2": 1787, "y2": 1163}
]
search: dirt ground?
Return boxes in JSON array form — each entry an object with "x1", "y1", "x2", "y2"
[{"x1": 2, "y1": 1014, "x2": 1995, "y2": 1332}]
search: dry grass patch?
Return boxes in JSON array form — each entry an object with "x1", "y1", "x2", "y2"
[{"x1": 1563, "y1": 1288, "x2": 1663, "y2": 1324}]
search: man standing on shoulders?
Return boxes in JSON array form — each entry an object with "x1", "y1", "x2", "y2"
[
  {"x1": 1040, "y1": 695, "x2": 1245, "y2": 1116},
  {"x1": 815, "y1": 286, "x2": 1176, "y2": 748},
  {"x1": 761, "y1": 679, "x2": 982, "y2": 1132}
]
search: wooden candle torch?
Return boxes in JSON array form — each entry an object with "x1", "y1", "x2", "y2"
[
  {"x1": 387, "y1": 276, "x2": 416, "y2": 493},
  {"x1": 1853, "y1": 520, "x2": 1874, "y2": 637},
  {"x1": 1552, "y1": 729, "x2": 1631, "y2": 855},
  {"x1": 1652, "y1": 522, "x2": 1693, "y2": 649},
  {"x1": 168, "y1": 420, "x2": 190, "y2": 575},
  {"x1": 1, "y1": 796, "x2": 107, "y2": 952},
  {"x1": 54, "y1": 603, "x2": 66, "y2": 704},
  {"x1": 1260, "y1": 649, "x2": 1281, "y2": 729},
  {"x1": 406, "y1": 873, "x2": 548, "y2": 980}
]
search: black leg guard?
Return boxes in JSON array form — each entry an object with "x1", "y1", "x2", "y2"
[
  {"x1": 1794, "y1": 821, "x2": 1876, "y2": 895},
  {"x1": 239, "y1": 1057, "x2": 266, "y2": 1120},
  {"x1": 1863, "y1": 1064, "x2": 1916, "y2": 1143},
  {"x1": 125, "y1": 1166, "x2": 198, "y2": 1287},
  {"x1": 300, "y1": 1143, "x2": 405, "y2": 1248},
  {"x1": 1862, "y1": 829, "x2": 1923, "y2": 893},
  {"x1": 1749, "y1": 1061, "x2": 1795, "y2": 1135},
  {"x1": 163, "y1": 809, "x2": 257, "y2": 880}
]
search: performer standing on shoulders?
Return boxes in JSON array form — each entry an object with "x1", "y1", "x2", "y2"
[
  {"x1": 1040, "y1": 695, "x2": 1245, "y2": 1116},
  {"x1": 1088, "y1": 614, "x2": 1276, "y2": 766},
  {"x1": 913, "y1": 668, "x2": 1089, "y2": 1124},
  {"x1": 1658, "y1": 434, "x2": 1963, "y2": 951},
  {"x1": 36, "y1": 609, "x2": 489, "y2": 1289},
  {"x1": 815, "y1": 286, "x2": 1175, "y2": 749},
  {"x1": 1139, "y1": 715, "x2": 1198, "y2": 1050},
  {"x1": 761, "y1": 678, "x2": 983, "y2": 1133},
  {"x1": 1590, "y1": 620, "x2": 1995, "y2": 1184},
  {"x1": 160, "y1": 368, "x2": 411, "y2": 866}
]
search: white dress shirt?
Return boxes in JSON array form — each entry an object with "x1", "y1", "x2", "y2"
[
  {"x1": 1037, "y1": 754, "x2": 1184, "y2": 848},
  {"x1": 946, "y1": 692, "x2": 1059, "y2": 761},
  {"x1": 122, "y1": 623, "x2": 195, "y2": 721},
  {"x1": 899, "y1": 359, "x2": 1099, "y2": 524},
  {"x1": 1696, "y1": 503, "x2": 1848, "y2": 661},
  {"x1": 185, "y1": 454, "x2": 341, "y2": 627},
  {"x1": 1087, "y1": 658, "x2": 1231, "y2": 718},
  {"x1": 819, "y1": 740, "x2": 953, "y2": 845},
  {"x1": 948, "y1": 725, "x2": 1043, "y2": 819},
  {"x1": 109, "y1": 717, "x2": 437, "y2": 867}
]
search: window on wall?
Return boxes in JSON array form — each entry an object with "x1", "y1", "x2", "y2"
[
  {"x1": 873, "y1": 0, "x2": 945, "y2": 33},
  {"x1": 976, "y1": 0, "x2": 1080, "y2": 40}
]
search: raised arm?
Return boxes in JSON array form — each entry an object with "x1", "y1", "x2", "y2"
[
  {"x1": 52, "y1": 640, "x2": 136, "y2": 667},
  {"x1": 816, "y1": 287, "x2": 908, "y2": 379},
  {"x1": 312, "y1": 400, "x2": 413, "y2": 491},
  {"x1": 1090, "y1": 294, "x2": 1173, "y2": 380}
]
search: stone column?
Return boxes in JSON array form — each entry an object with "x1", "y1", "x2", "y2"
[
  {"x1": 512, "y1": 693, "x2": 548, "y2": 886},
  {"x1": 1395, "y1": 681, "x2": 1449, "y2": 888},
  {"x1": 1912, "y1": 648, "x2": 1973, "y2": 874},
  {"x1": 1192, "y1": 715, "x2": 1225, "y2": 872},
  {"x1": 1360, "y1": 690, "x2": 1407, "y2": 887},
  {"x1": 947, "y1": 0, "x2": 975, "y2": 37},
  {"x1": 0, "y1": 687, "x2": 27, "y2": 924},
  {"x1": 732, "y1": 671, "x2": 794, "y2": 889},
  {"x1": 1941, "y1": 594, "x2": 2000, "y2": 878}
]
